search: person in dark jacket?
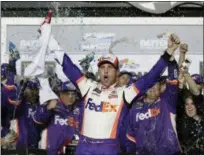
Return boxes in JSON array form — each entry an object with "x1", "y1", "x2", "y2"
[
  {"x1": 13, "y1": 78, "x2": 43, "y2": 149},
  {"x1": 177, "y1": 94, "x2": 204, "y2": 155},
  {"x1": 176, "y1": 65, "x2": 204, "y2": 155}
]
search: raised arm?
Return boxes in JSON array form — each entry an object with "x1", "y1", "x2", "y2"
[
  {"x1": 124, "y1": 34, "x2": 181, "y2": 103},
  {"x1": 161, "y1": 59, "x2": 179, "y2": 114},
  {"x1": 184, "y1": 73, "x2": 201, "y2": 96},
  {"x1": 47, "y1": 33, "x2": 93, "y2": 97},
  {"x1": 178, "y1": 43, "x2": 201, "y2": 96},
  {"x1": 178, "y1": 43, "x2": 188, "y2": 68},
  {"x1": 2, "y1": 82, "x2": 20, "y2": 114}
]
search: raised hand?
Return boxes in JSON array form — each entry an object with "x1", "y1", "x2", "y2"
[
  {"x1": 47, "y1": 99, "x2": 57, "y2": 110},
  {"x1": 167, "y1": 33, "x2": 181, "y2": 54},
  {"x1": 7, "y1": 130, "x2": 18, "y2": 143},
  {"x1": 178, "y1": 73, "x2": 185, "y2": 84},
  {"x1": 178, "y1": 73, "x2": 185, "y2": 89},
  {"x1": 179, "y1": 43, "x2": 188, "y2": 53},
  {"x1": 178, "y1": 43, "x2": 188, "y2": 68}
]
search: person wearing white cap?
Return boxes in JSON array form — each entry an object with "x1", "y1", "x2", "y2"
[{"x1": 39, "y1": 10, "x2": 181, "y2": 155}]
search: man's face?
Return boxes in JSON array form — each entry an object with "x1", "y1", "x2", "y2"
[
  {"x1": 146, "y1": 83, "x2": 161, "y2": 100},
  {"x1": 24, "y1": 87, "x2": 39, "y2": 104},
  {"x1": 60, "y1": 91, "x2": 76, "y2": 106},
  {"x1": 185, "y1": 98, "x2": 197, "y2": 118},
  {"x1": 118, "y1": 74, "x2": 130, "y2": 87},
  {"x1": 98, "y1": 63, "x2": 118, "y2": 88}
]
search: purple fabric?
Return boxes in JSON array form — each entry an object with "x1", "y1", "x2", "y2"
[
  {"x1": 118, "y1": 106, "x2": 136, "y2": 153},
  {"x1": 191, "y1": 74, "x2": 203, "y2": 84},
  {"x1": 60, "y1": 54, "x2": 83, "y2": 88},
  {"x1": 26, "y1": 80, "x2": 40, "y2": 89},
  {"x1": 1, "y1": 63, "x2": 9, "y2": 78},
  {"x1": 126, "y1": 61, "x2": 180, "y2": 155},
  {"x1": 75, "y1": 135, "x2": 120, "y2": 155},
  {"x1": 133, "y1": 56, "x2": 168, "y2": 99},
  {"x1": 15, "y1": 101, "x2": 42, "y2": 149},
  {"x1": 33, "y1": 100, "x2": 83, "y2": 155},
  {"x1": 1, "y1": 83, "x2": 18, "y2": 137}
]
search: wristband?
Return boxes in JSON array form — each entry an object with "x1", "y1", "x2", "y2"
[{"x1": 161, "y1": 50, "x2": 172, "y2": 62}]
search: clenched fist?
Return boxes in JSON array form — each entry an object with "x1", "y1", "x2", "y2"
[
  {"x1": 180, "y1": 43, "x2": 188, "y2": 53},
  {"x1": 168, "y1": 34, "x2": 180, "y2": 52}
]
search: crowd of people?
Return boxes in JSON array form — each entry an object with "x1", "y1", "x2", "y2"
[{"x1": 1, "y1": 10, "x2": 204, "y2": 155}]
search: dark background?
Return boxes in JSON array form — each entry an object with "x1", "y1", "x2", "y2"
[{"x1": 1, "y1": 1, "x2": 204, "y2": 17}]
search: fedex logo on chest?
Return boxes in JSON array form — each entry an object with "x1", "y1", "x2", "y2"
[
  {"x1": 54, "y1": 115, "x2": 69, "y2": 126},
  {"x1": 54, "y1": 115, "x2": 68, "y2": 126},
  {"x1": 54, "y1": 115, "x2": 76, "y2": 127},
  {"x1": 85, "y1": 98, "x2": 118, "y2": 112},
  {"x1": 136, "y1": 108, "x2": 160, "y2": 121}
]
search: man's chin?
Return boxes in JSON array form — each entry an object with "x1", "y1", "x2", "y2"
[
  {"x1": 64, "y1": 101, "x2": 74, "y2": 106},
  {"x1": 101, "y1": 81, "x2": 116, "y2": 88}
]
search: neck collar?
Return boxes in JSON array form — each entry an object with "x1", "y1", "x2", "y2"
[
  {"x1": 144, "y1": 97, "x2": 161, "y2": 105},
  {"x1": 100, "y1": 83, "x2": 117, "y2": 90}
]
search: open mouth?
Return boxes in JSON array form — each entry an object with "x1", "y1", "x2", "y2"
[{"x1": 104, "y1": 75, "x2": 109, "y2": 82}]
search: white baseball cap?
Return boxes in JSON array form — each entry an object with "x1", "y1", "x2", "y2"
[{"x1": 97, "y1": 54, "x2": 119, "y2": 69}]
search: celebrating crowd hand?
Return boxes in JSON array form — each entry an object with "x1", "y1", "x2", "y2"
[
  {"x1": 47, "y1": 99, "x2": 57, "y2": 110},
  {"x1": 178, "y1": 73, "x2": 185, "y2": 84},
  {"x1": 178, "y1": 43, "x2": 188, "y2": 68},
  {"x1": 179, "y1": 43, "x2": 188, "y2": 53},
  {"x1": 178, "y1": 73, "x2": 185, "y2": 89},
  {"x1": 8, "y1": 131, "x2": 18, "y2": 144},
  {"x1": 167, "y1": 33, "x2": 181, "y2": 55},
  {"x1": 2, "y1": 131, "x2": 18, "y2": 147}
]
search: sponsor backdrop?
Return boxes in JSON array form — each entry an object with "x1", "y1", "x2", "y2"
[{"x1": 2, "y1": 20, "x2": 203, "y2": 75}]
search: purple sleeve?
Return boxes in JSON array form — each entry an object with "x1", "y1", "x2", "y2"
[
  {"x1": 59, "y1": 54, "x2": 83, "y2": 88},
  {"x1": 161, "y1": 60, "x2": 179, "y2": 114},
  {"x1": 1, "y1": 87, "x2": 7, "y2": 108},
  {"x1": 33, "y1": 105, "x2": 54, "y2": 125},
  {"x1": 6, "y1": 73, "x2": 16, "y2": 86},
  {"x1": 126, "y1": 110, "x2": 137, "y2": 153},
  {"x1": 134, "y1": 53, "x2": 170, "y2": 97},
  {"x1": 126, "y1": 107, "x2": 138, "y2": 146},
  {"x1": 3, "y1": 85, "x2": 19, "y2": 112},
  {"x1": 119, "y1": 110, "x2": 136, "y2": 153},
  {"x1": 74, "y1": 101, "x2": 84, "y2": 135},
  {"x1": 1, "y1": 127, "x2": 10, "y2": 138}
]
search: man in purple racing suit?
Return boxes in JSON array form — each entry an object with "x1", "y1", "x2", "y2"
[
  {"x1": 1, "y1": 63, "x2": 18, "y2": 147},
  {"x1": 15, "y1": 78, "x2": 43, "y2": 149},
  {"x1": 126, "y1": 59, "x2": 182, "y2": 155},
  {"x1": 2, "y1": 77, "x2": 43, "y2": 149},
  {"x1": 38, "y1": 10, "x2": 181, "y2": 155},
  {"x1": 33, "y1": 81, "x2": 82, "y2": 155}
]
